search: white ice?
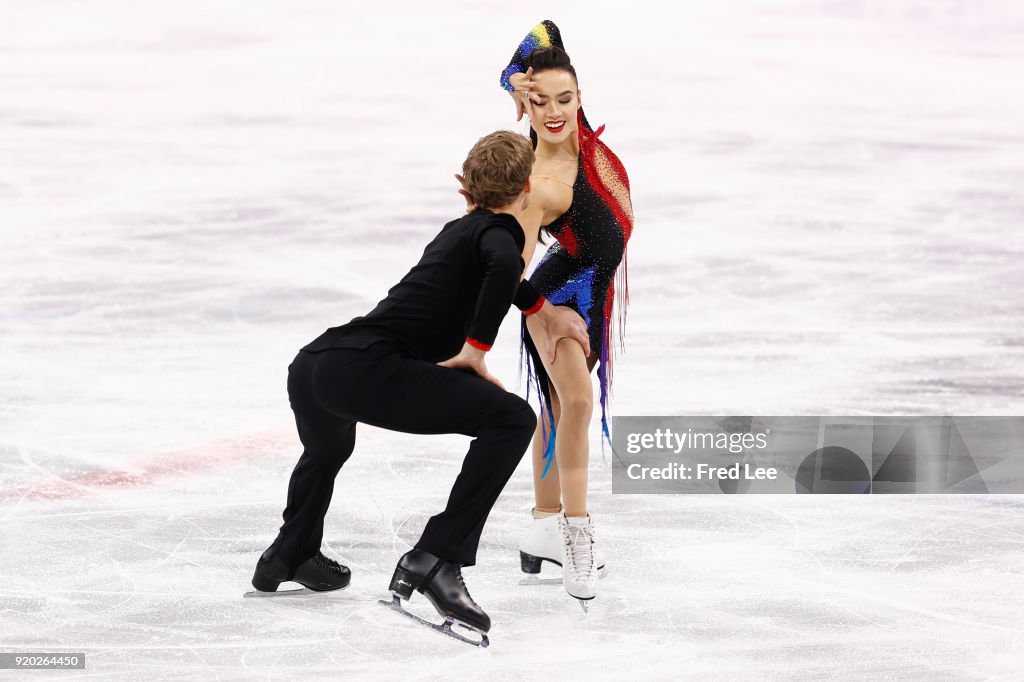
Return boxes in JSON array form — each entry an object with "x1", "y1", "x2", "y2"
[{"x1": 2, "y1": 0, "x2": 1024, "y2": 679}]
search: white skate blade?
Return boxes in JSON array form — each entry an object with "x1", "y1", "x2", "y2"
[
  {"x1": 518, "y1": 565, "x2": 609, "y2": 587},
  {"x1": 521, "y1": 554, "x2": 609, "y2": 577},
  {"x1": 518, "y1": 575, "x2": 563, "y2": 587},
  {"x1": 379, "y1": 595, "x2": 489, "y2": 648}
]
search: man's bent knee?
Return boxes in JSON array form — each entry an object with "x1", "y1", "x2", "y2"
[
  {"x1": 515, "y1": 401, "x2": 537, "y2": 434},
  {"x1": 495, "y1": 395, "x2": 536, "y2": 434}
]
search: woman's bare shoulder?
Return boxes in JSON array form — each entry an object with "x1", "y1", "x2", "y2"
[{"x1": 529, "y1": 174, "x2": 573, "y2": 217}]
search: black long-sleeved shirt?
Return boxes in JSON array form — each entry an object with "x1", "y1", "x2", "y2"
[{"x1": 302, "y1": 209, "x2": 534, "y2": 362}]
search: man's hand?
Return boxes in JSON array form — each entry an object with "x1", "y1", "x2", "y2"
[
  {"x1": 437, "y1": 342, "x2": 505, "y2": 390},
  {"x1": 533, "y1": 301, "x2": 590, "y2": 364}
]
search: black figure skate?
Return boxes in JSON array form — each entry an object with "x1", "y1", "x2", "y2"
[
  {"x1": 245, "y1": 548, "x2": 351, "y2": 598},
  {"x1": 378, "y1": 548, "x2": 490, "y2": 648}
]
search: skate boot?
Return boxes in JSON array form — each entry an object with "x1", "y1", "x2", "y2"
[
  {"x1": 249, "y1": 547, "x2": 351, "y2": 595},
  {"x1": 559, "y1": 514, "x2": 598, "y2": 608},
  {"x1": 520, "y1": 508, "x2": 606, "y2": 574},
  {"x1": 379, "y1": 548, "x2": 490, "y2": 647}
]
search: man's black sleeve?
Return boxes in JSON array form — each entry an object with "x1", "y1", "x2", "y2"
[
  {"x1": 466, "y1": 226, "x2": 523, "y2": 350},
  {"x1": 513, "y1": 279, "x2": 543, "y2": 313}
]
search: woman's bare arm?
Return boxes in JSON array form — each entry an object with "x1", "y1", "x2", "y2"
[
  {"x1": 517, "y1": 177, "x2": 591, "y2": 362},
  {"x1": 517, "y1": 193, "x2": 545, "y2": 272}
]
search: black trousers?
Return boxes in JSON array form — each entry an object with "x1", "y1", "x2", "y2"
[{"x1": 270, "y1": 340, "x2": 536, "y2": 567}]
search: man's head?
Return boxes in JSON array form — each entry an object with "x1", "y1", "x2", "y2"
[{"x1": 462, "y1": 131, "x2": 534, "y2": 211}]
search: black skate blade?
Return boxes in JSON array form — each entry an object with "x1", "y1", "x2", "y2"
[
  {"x1": 244, "y1": 587, "x2": 317, "y2": 598},
  {"x1": 243, "y1": 584, "x2": 349, "y2": 599},
  {"x1": 378, "y1": 595, "x2": 489, "y2": 648}
]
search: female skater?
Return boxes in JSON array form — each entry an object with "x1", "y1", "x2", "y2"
[{"x1": 497, "y1": 20, "x2": 633, "y2": 603}]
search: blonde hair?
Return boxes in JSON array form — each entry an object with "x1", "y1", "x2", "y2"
[{"x1": 462, "y1": 131, "x2": 534, "y2": 209}]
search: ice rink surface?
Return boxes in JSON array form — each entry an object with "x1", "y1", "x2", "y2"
[{"x1": 2, "y1": 0, "x2": 1024, "y2": 679}]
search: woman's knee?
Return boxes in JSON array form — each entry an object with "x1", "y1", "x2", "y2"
[{"x1": 558, "y1": 390, "x2": 593, "y2": 421}]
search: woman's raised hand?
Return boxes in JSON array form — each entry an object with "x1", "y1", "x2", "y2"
[{"x1": 508, "y1": 67, "x2": 538, "y2": 122}]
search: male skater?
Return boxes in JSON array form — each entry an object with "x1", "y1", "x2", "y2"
[{"x1": 251, "y1": 130, "x2": 588, "y2": 645}]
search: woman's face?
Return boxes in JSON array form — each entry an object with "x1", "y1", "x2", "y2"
[{"x1": 526, "y1": 69, "x2": 580, "y2": 145}]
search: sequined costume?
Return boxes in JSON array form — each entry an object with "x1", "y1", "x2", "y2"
[{"x1": 500, "y1": 20, "x2": 634, "y2": 475}]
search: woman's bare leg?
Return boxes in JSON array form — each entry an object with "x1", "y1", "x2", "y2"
[
  {"x1": 526, "y1": 314, "x2": 594, "y2": 517},
  {"x1": 531, "y1": 356, "x2": 595, "y2": 511},
  {"x1": 531, "y1": 387, "x2": 562, "y2": 511}
]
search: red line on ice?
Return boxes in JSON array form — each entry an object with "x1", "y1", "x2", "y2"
[{"x1": 1, "y1": 431, "x2": 293, "y2": 502}]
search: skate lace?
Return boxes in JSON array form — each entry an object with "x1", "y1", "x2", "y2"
[
  {"x1": 564, "y1": 523, "x2": 598, "y2": 580},
  {"x1": 314, "y1": 552, "x2": 344, "y2": 575},
  {"x1": 454, "y1": 566, "x2": 482, "y2": 609}
]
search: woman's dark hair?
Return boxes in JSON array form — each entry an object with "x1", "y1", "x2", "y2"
[{"x1": 522, "y1": 46, "x2": 577, "y2": 85}]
